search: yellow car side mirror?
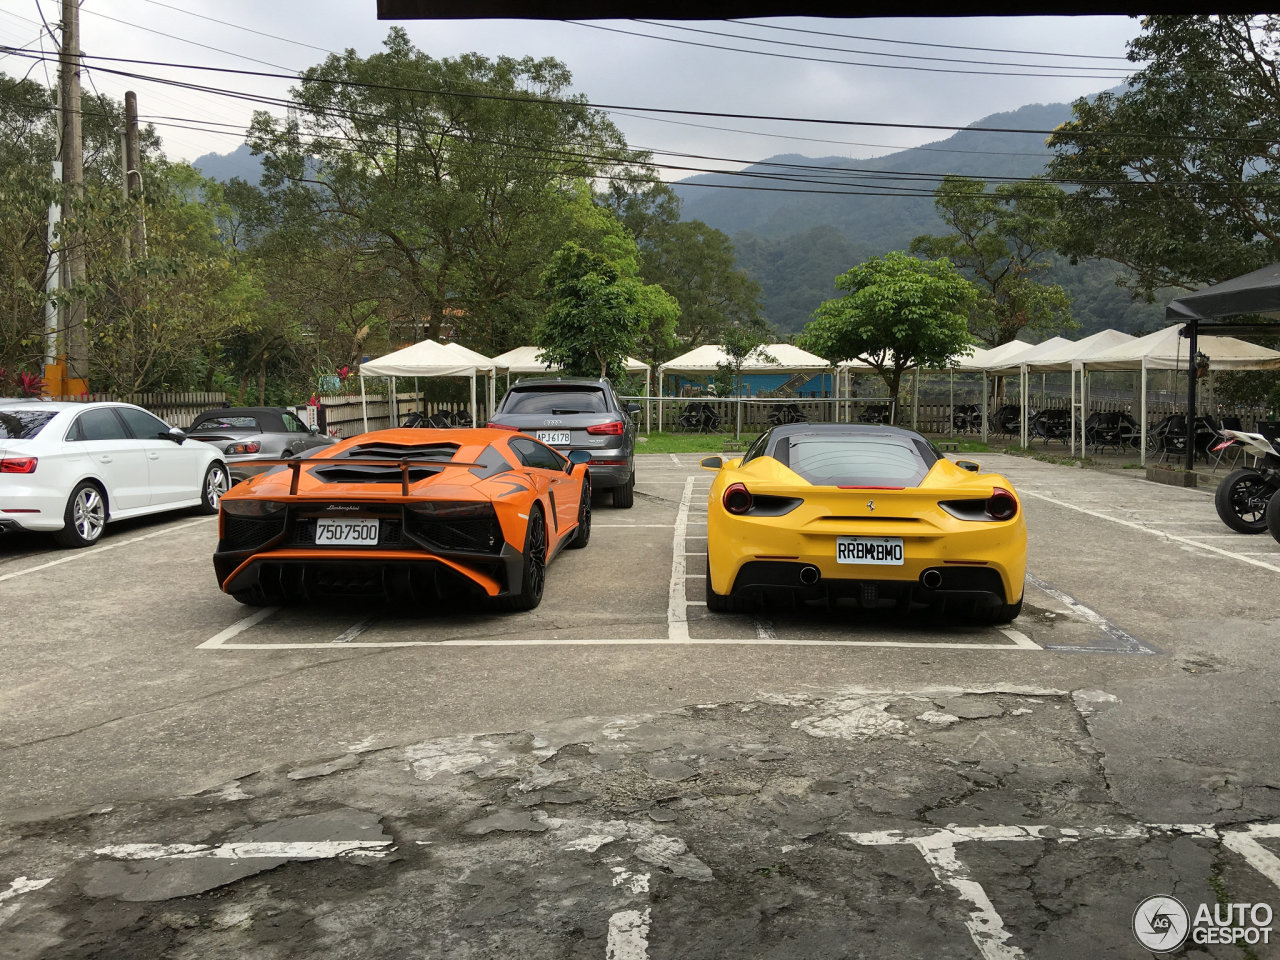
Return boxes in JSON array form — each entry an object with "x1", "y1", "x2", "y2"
[
  {"x1": 700, "y1": 456, "x2": 723, "y2": 471},
  {"x1": 956, "y1": 459, "x2": 981, "y2": 473}
]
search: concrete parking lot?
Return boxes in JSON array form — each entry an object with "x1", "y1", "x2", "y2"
[{"x1": 3, "y1": 452, "x2": 1280, "y2": 958}]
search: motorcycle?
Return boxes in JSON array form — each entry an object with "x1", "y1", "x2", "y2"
[{"x1": 1210, "y1": 429, "x2": 1280, "y2": 534}]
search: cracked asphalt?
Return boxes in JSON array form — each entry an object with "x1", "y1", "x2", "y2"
[{"x1": 3, "y1": 451, "x2": 1280, "y2": 959}]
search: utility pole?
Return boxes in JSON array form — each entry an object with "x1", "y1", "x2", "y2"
[
  {"x1": 43, "y1": 86, "x2": 62, "y2": 377},
  {"x1": 59, "y1": 0, "x2": 88, "y2": 396},
  {"x1": 123, "y1": 91, "x2": 145, "y2": 260}
]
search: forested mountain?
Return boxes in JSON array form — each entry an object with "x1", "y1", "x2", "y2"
[{"x1": 672, "y1": 100, "x2": 1168, "y2": 338}]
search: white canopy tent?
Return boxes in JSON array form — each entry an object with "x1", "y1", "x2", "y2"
[
  {"x1": 358, "y1": 339, "x2": 495, "y2": 431},
  {"x1": 1081, "y1": 324, "x2": 1280, "y2": 463},
  {"x1": 657, "y1": 343, "x2": 832, "y2": 431},
  {"x1": 490, "y1": 345, "x2": 653, "y2": 428}
]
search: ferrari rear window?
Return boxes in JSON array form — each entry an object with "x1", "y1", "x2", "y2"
[
  {"x1": 502, "y1": 389, "x2": 607, "y2": 415},
  {"x1": 782, "y1": 436, "x2": 930, "y2": 487},
  {"x1": 0, "y1": 409, "x2": 56, "y2": 439}
]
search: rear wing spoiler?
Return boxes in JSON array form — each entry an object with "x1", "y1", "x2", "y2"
[{"x1": 244, "y1": 457, "x2": 483, "y2": 496}]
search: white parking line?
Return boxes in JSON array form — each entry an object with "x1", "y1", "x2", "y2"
[
  {"x1": 0, "y1": 517, "x2": 214, "y2": 583},
  {"x1": 1020, "y1": 489, "x2": 1280, "y2": 574},
  {"x1": 334, "y1": 617, "x2": 378, "y2": 643},
  {"x1": 197, "y1": 606, "x2": 279, "y2": 649},
  {"x1": 844, "y1": 821, "x2": 1280, "y2": 960},
  {"x1": 97, "y1": 840, "x2": 392, "y2": 860},
  {"x1": 667, "y1": 477, "x2": 696, "y2": 641}
]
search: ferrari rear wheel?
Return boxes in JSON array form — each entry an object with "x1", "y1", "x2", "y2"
[
  {"x1": 612, "y1": 470, "x2": 635, "y2": 509},
  {"x1": 568, "y1": 477, "x2": 591, "y2": 549},
  {"x1": 705, "y1": 555, "x2": 735, "y2": 613},
  {"x1": 978, "y1": 596, "x2": 1023, "y2": 624},
  {"x1": 500, "y1": 505, "x2": 546, "y2": 611}
]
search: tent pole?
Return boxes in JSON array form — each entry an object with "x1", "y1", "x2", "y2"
[
  {"x1": 1186, "y1": 320, "x2": 1198, "y2": 472},
  {"x1": 470, "y1": 373, "x2": 477, "y2": 426},
  {"x1": 1020, "y1": 367, "x2": 1028, "y2": 447},
  {"x1": 488, "y1": 370, "x2": 495, "y2": 424},
  {"x1": 645, "y1": 369, "x2": 651, "y2": 435},
  {"x1": 1070, "y1": 365, "x2": 1076, "y2": 455},
  {"x1": 390, "y1": 377, "x2": 396, "y2": 429},
  {"x1": 657, "y1": 368, "x2": 664, "y2": 433},
  {"x1": 949, "y1": 371, "x2": 954, "y2": 438},
  {"x1": 912, "y1": 369, "x2": 919, "y2": 429},
  {"x1": 980, "y1": 372, "x2": 988, "y2": 443},
  {"x1": 1140, "y1": 360, "x2": 1147, "y2": 466},
  {"x1": 360, "y1": 375, "x2": 368, "y2": 433}
]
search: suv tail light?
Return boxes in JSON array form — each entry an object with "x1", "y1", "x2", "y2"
[
  {"x1": 723, "y1": 483, "x2": 752, "y2": 515},
  {"x1": 586, "y1": 420, "x2": 625, "y2": 436},
  {"x1": 986, "y1": 487, "x2": 1018, "y2": 521},
  {"x1": 487, "y1": 422, "x2": 519, "y2": 431},
  {"x1": 0, "y1": 456, "x2": 37, "y2": 474}
]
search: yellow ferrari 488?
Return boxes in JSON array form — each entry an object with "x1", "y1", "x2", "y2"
[{"x1": 701, "y1": 423, "x2": 1026, "y2": 622}]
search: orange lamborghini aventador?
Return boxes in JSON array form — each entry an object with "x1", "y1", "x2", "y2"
[{"x1": 213, "y1": 428, "x2": 592, "y2": 610}]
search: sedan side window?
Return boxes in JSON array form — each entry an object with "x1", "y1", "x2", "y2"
[
  {"x1": 71, "y1": 408, "x2": 130, "y2": 441},
  {"x1": 115, "y1": 406, "x2": 170, "y2": 440}
]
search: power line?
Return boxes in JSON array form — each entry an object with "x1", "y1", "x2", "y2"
[
  {"x1": 131, "y1": 0, "x2": 336, "y2": 56},
  {"x1": 565, "y1": 20, "x2": 1131, "y2": 80},
  {"x1": 3, "y1": 45, "x2": 1271, "y2": 146},
  {"x1": 723, "y1": 18, "x2": 1136, "y2": 62},
  {"x1": 628, "y1": 19, "x2": 1130, "y2": 73}
]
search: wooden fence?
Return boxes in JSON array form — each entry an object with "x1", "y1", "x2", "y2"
[{"x1": 47, "y1": 392, "x2": 229, "y2": 428}]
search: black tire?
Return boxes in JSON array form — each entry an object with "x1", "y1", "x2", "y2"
[
  {"x1": 612, "y1": 469, "x2": 635, "y2": 509},
  {"x1": 705, "y1": 555, "x2": 734, "y2": 613},
  {"x1": 568, "y1": 476, "x2": 591, "y2": 549},
  {"x1": 1267, "y1": 489, "x2": 1280, "y2": 545},
  {"x1": 498, "y1": 506, "x2": 546, "y2": 611},
  {"x1": 978, "y1": 597, "x2": 1023, "y2": 625},
  {"x1": 197, "y1": 461, "x2": 231, "y2": 515},
  {"x1": 1214, "y1": 468, "x2": 1276, "y2": 533},
  {"x1": 54, "y1": 481, "x2": 107, "y2": 549}
]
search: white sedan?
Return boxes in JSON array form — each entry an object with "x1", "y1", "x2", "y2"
[{"x1": 0, "y1": 400, "x2": 229, "y2": 548}]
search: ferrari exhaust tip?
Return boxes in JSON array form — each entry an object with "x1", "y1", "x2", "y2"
[
  {"x1": 920, "y1": 569, "x2": 943, "y2": 590},
  {"x1": 799, "y1": 565, "x2": 820, "y2": 585}
]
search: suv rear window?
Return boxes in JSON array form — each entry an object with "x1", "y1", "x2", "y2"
[
  {"x1": 0, "y1": 409, "x2": 57, "y2": 439},
  {"x1": 502, "y1": 389, "x2": 608, "y2": 415}
]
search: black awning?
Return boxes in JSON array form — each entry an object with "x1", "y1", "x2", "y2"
[{"x1": 1166, "y1": 263, "x2": 1280, "y2": 322}]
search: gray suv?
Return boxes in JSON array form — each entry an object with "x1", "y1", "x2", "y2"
[{"x1": 490, "y1": 378, "x2": 638, "y2": 507}]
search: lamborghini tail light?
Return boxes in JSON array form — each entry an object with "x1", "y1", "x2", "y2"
[
  {"x1": 221, "y1": 499, "x2": 287, "y2": 517},
  {"x1": 723, "y1": 483, "x2": 752, "y2": 515}
]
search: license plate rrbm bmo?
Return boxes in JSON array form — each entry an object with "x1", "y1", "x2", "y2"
[
  {"x1": 536, "y1": 431, "x2": 571, "y2": 446},
  {"x1": 315, "y1": 518, "x2": 380, "y2": 545},
  {"x1": 836, "y1": 536, "x2": 904, "y2": 565}
]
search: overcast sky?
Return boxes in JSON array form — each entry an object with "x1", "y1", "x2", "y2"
[{"x1": 0, "y1": 1, "x2": 1144, "y2": 175}]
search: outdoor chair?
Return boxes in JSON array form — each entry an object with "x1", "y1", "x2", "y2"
[
  {"x1": 952, "y1": 404, "x2": 981, "y2": 434},
  {"x1": 1152, "y1": 414, "x2": 1188, "y2": 463},
  {"x1": 990, "y1": 404, "x2": 1022, "y2": 438},
  {"x1": 1030, "y1": 408, "x2": 1070, "y2": 446}
]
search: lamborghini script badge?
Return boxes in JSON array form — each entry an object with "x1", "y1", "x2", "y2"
[{"x1": 866, "y1": 500, "x2": 876, "y2": 511}]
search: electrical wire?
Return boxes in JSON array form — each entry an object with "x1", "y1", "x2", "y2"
[
  {"x1": 627, "y1": 19, "x2": 1130, "y2": 73},
  {"x1": 565, "y1": 20, "x2": 1132, "y2": 80},
  {"x1": 723, "y1": 18, "x2": 1136, "y2": 62},
  {"x1": 6, "y1": 44, "x2": 1271, "y2": 147}
]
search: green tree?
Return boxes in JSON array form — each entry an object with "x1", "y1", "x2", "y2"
[
  {"x1": 1047, "y1": 16, "x2": 1280, "y2": 298},
  {"x1": 248, "y1": 29, "x2": 651, "y2": 355},
  {"x1": 713, "y1": 324, "x2": 774, "y2": 397},
  {"x1": 798, "y1": 252, "x2": 976, "y2": 422},
  {"x1": 536, "y1": 241, "x2": 679, "y2": 379},
  {"x1": 910, "y1": 176, "x2": 1075, "y2": 347},
  {"x1": 603, "y1": 182, "x2": 765, "y2": 362}
]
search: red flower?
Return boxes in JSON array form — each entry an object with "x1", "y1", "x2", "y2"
[{"x1": 336, "y1": 365, "x2": 350, "y2": 381}]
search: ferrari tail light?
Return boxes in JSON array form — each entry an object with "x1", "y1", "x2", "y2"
[
  {"x1": 986, "y1": 487, "x2": 1018, "y2": 521},
  {"x1": 0, "y1": 456, "x2": 38, "y2": 474},
  {"x1": 586, "y1": 420, "x2": 625, "y2": 435},
  {"x1": 226, "y1": 441, "x2": 261, "y2": 455},
  {"x1": 723, "y1": 483, "x2": 752, "y2": 515},
  {"x1": 221, "y1": 499, "x2": 287, "y2": 517},
  {"x1": 487, "y1": 422, "x2": 519, "y2": 431}
]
